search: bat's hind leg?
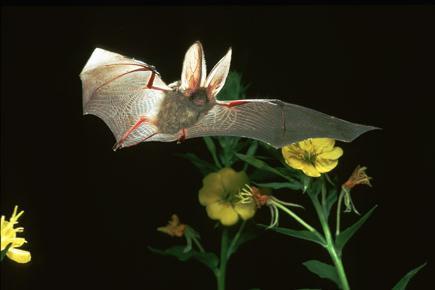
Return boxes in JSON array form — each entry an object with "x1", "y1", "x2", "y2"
[
  {"x1": 176, "y1": 128, "x2": 188, "y2": 144},
  {"x1": 113, "y1": 116, "x2": 157, "y2": 151}
]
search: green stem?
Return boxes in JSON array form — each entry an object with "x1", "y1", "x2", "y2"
[
  {"x1": 216, "y1": 228, "x2": 229, "y2": 290},
  {"x1": 310, "y1": 194, "x2": 350, "y2": 290},
  {"x1": 273, "y1": 201, "x2": 326, "y2": 245},
  {"x1": 192, "y1": 236, "x2": 205, "y2": 253},
  {"x1": 335, "y1": 189, "x2": 345, "y2": 237},
  {"x1": 226, "y1": 220, "x2": 246, "y2": 259}
]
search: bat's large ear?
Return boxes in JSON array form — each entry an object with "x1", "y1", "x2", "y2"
[
  {"x1": 205, "y1": 48, "x2": 232, "y2": 100},
  {"x1": 180, "y1": 41, "x2": 207, "y2": 96}
]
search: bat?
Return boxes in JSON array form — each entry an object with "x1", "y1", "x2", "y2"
[{"x1": 80, "y1": 41, "x2": 377, "y2": 150}]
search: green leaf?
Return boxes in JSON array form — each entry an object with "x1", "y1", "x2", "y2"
[
  {"x1": 148, "y1": 246, "x2": 219, "y2": 271},
  {"x1": 203, "y1": 137, "x2": 222, "y2": 168},
  {"x1": 243, "y1": 141, "x2": 259, "y2": 171},
  {"x1": 262, "y1": 225, "x2": 325, "y2": 246},
  {"x1": 335, "y1": 205, "x2": 377, "y2": 254},
  {"x1": 253, "y1": 182, "x2": 301, "y2": 190},
  {"x1": 193, "y1": 251, "x2": 219, "y2": 271},
  {"x1": 175, "y1": 153, "x2": 217, "y2": 176},
  {"x1": 302, "y1": 260, "x2": 339, "y2": 286},
  {"x1": 392, "y1": 263, "x2": 426, "y2": 290},
  {"x1": 324, "y1": 188, "x2": 338, "y2": 220},
  {"x1": 216, "y1": 71, "x2": 248, "y2": 101},
  {"x1": 307, "y1": 177, "x2": 322, "y2": 197},
  {"x1": 216, "y1": 136, "x2": 241, "y2": 167},
  {"x1": 228, "y1": 225, "x2": 262, "y2": 256},
  {"x1": 0, "y1": 243, "x2": 12, "y2": 261},
  {"x1": 236, "y1": 153, "x2": 289, "y2": 180}
]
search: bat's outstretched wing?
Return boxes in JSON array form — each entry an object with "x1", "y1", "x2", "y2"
[
  {"x1": 80, "y1": 48, "x2": 173, "y2": 148},
  {"x1": 186, "y1": 99, "x2": 378, "y2": 148}
]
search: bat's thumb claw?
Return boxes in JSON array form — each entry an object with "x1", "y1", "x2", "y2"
[{"x1": 112, "y1": 142, "x2": 121, "y2": 151}]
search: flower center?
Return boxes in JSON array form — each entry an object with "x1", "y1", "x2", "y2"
[
  {"x1": 303, "y1": 151, "x2": 316, "y2": 164},
  {"x1": 222, "y1": 189, "x2": 239, "y2": 204}
]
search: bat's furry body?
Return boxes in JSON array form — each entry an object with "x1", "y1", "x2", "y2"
[
  {"x1": 80, "y1": 42, "x2": 377, "y2": 150},
  {"x1": 156, "y1": 88, "x2": 213, "y2": 134}
]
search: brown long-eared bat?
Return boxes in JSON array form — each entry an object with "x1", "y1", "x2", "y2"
[{"x1": 80, "y1": 41, "x2": 377, "y2": 150}]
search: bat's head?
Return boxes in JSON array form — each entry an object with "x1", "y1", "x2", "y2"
[{"x1": 178, "y1": 41, "x2": 232, "y2": 105}]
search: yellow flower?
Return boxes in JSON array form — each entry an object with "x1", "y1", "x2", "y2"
[
  {"x1": 198, "y1": 168, "x2": 256, "y2": 226},
  {"x1": 1, "y1": 206, "x2": 31, "y2": 263},
  {"x1": 157, "y1": 214, "x2": 186, "y2": 238},
  {"x1": 282, "y1": 138, "x2": 343, "y2": 177}
]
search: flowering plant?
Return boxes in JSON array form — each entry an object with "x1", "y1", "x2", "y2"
[
  {"x1": 1, "y1": 205, "x2": 31, "y2": 264},
  {"x1": 149, "y1": 72, "x2": 425, "y2": 290}
]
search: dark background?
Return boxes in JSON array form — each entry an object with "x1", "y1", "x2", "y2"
[{"x1": 1, "y1": 6, "x2": 434, "y2": 290}]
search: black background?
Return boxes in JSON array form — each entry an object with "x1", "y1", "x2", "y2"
[{"x1": 1, "y1": 6, "x2": 434, "y2": 290}]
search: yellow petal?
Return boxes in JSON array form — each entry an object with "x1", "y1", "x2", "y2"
[
  {"x1": 311, "y1": 138, "x2": 335, "y2": 154},
  {"x1": 301, "y1": 163, "x2": 321, "y2": 177},
  {"x1": 202, "y1": 172, "x2": 220, "y2": 187},
  {"x1": 281, "y1": 145, "x2": 303, "y2": 159},
  {"x1": 6, "y1": 248, "x2": 31, "y2": 263},
  {"x1": 206, "y1": 202, "x2": 239, "y2": 226},
  {"x1": 219, "y1": 168, "x2": 249, "y2": 194},
  {"x1": 315, "y1": 158, "x2": 339, "y2": 173},
  {"x1": 198, "y1": 173, "x2": 225, "y2": 206},
  {"x1": 198, "y1": 186, "x2": 223, "y2": 206},
  {"x1": 298, "y1": 139, "x2": 315, "y2": 152},
  {"x1": 12, "y1": 237, "x2": 26, "y2": 248},
  {"x1": 317, "y1": 147, "x2": 343, "y2": 160},
  {"x1": 234, "y1": 202, "x2": 256, "y2": 220},
  {"x1": 219, "y1": 207, "x2": 239, "y2": 226},
  {"x1": 285, "y1": 157, "x2": 308, "y2": 170},
  {"x1": 1, "y1": 237, "x2": 14, "y2": 250}
]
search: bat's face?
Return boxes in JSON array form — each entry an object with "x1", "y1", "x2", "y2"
[{"x1": 189, "y1": 88, "x2": 210, "y2": 107}]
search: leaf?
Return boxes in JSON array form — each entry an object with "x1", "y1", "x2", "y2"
[
  {"x1": 236, "y1": 153, "x2": 289, "y2": 180},
  {"x1": 193, "y1": 251, "x2": 220, "y2": 271},
  {"x1": 203, "y1": 137, "x2": 222, "y2": 168},
  {"x1": 335, "y1": 205, "x2": 377, "y2": 254},
  {"x1": 258, "y1": 141, "x2": 284, "y2": 160},
  {"x1": 217, "y1": 136, "x2": 241, "y2": 167},
  {"x1": 276, "y1": 166, "x2": 302, "y2": 184},
  {"x1": 175, "y1": 153, "x2": 217, "y2": 175},
  {"x1": 392, "y1": 263, "x2": 426, "y2": 290},
  {"x1": 148, "y1": 246, "x2": 219, "y2": 271},
  {"x1": 216, "y1": 71, "x2": 248, "y2": 100},
  {"x1": 243, "y1": 141, "x2": 259, "y2": 171},
  {"x1": 302, "y1": 260, "x2": 339, "y2": 286},
  {"x1": 324, "y1": 188, "x2": 338, "y2": 220},
  {"x1": 228, "y1": 225, "x2": 262, "y2": 256},
  {"x1": 253, "y1": 181, "x2": 301, "y2": 190},
  {"x1": 262, "y1": 225, "x2": 325, "y2": 246},
  {"x1": 307, "y1": 177, "x2": 322, "y2": 197}
]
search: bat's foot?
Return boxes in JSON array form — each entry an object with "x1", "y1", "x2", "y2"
[
  {"x1": 113, "y1": 116, "x2": 155, "y2": 151},
  {"x1": 176, "y1": 128, "x2": 187, "y2": 144}
]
